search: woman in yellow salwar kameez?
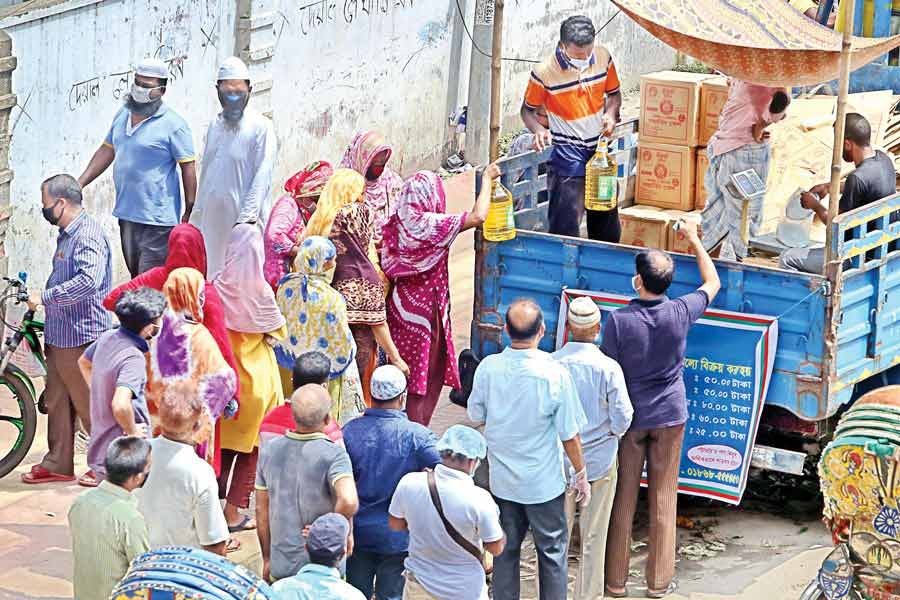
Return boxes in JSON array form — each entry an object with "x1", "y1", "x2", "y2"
[{"x1": 213, "y1": 224, "x2": 287, "y2": 533}]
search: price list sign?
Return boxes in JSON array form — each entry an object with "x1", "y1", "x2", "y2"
[{"x1": 557, "y1": 289, "x2": 778, "y2": 505}]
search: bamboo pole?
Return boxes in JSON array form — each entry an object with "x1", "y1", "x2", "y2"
[
  {"x1": 488, "y1": 0, "x2": 504, "y2": 162},
  {"x1": 824, "y1": 0, "x2": 855, "y2": 272}
]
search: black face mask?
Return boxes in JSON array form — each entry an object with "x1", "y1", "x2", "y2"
[
  {"x1": 218, "y1": 89, "x2": 249, "y2": 122},
  {"x1": 42, "y1": 199, "x2": 63, "y2": 225}
]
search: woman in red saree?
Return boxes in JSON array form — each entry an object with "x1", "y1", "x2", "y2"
[
  {"x1": 380, "y1": 166, "x2": 497, "y2": 425},
  {"x1": 103, "y1": 224, "x2": 239, "y2": 394}
]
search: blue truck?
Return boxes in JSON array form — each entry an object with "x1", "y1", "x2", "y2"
[{"x1": 462, "y1": 119, "x2": 900, "y2": 479}]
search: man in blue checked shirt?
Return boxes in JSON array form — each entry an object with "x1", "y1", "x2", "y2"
[{"x1": 23, "y1": 174, "x2": 113, "y2": 486}]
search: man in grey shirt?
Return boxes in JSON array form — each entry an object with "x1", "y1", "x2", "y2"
[
  {"x1": 553, "y1": 296, "x2": 633, "y2": 600},
  {"x1": 256, "y1": 384, "x2": 359, "y2": 582}
]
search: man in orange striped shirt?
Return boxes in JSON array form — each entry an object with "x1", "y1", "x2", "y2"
[{"x1": 520, "y1": 16, "x2": 622, "y2": 241}]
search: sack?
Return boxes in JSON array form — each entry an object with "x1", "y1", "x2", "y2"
[{"x1": 426, "y1": 469, "x2": 493, "y2": 573}]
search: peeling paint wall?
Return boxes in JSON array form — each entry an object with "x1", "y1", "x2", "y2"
[
  {"x1": 265, "y1": 0, "x2": 459, "y2": 187},
  {"x1": 498, "y1": 0, "x2": 675, "y2": 132},
  {"x1": 2, "y1": 0, "x2": 673, "y2": 285},
  {"x1": 3, "y1": 0, "x2": 236, "y2": 285}
]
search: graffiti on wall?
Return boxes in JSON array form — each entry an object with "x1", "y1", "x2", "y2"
[
  {"x1": 297, "y1": 0, "x2": 416, "y2": 35},
  {"x1": 67, "y1": 54, "x2": 187, "y2": 112}
]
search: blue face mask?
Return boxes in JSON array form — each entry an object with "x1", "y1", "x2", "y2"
[
  {"x1": 218, "y1": 89, "x2": 248, "y2": 121},
  {"x1": 565, "y1": 52, "x2": 592, "y2": 71}
]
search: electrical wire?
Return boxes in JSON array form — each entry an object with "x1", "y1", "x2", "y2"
[{"x1": 453, "y1": 0, "x2": 621, "y2": 65}]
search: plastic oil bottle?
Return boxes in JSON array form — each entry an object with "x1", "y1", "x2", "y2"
[
  {"x1": 584, "y1": 139, "x2": 618, "y2": 212},
  {"x1": 483, "y1": 180, "x2": 516, "y2": 242}
]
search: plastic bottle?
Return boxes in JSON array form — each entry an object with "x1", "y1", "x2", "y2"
[
  {"x1": 584, "y1": 139, "x2": 618, "y2": 212},
  {"x1": 483, "y1": 180, "x2": 516, "y2": 242}
]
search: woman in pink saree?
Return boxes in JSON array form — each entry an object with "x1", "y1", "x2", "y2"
[{"x1": 380, "y1": 165, "x2": 498, "y2": 425}]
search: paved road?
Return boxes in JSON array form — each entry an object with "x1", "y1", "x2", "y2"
[{"x1": 0, "y1": 170, "x2": 831, "y2": 599}]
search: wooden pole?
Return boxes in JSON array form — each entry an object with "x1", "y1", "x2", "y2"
[
  {"x1": 824, "y1": 0, "x2": 855, "y2": 272},
  {"x1": 488, "y1": 0, "x2": 504, "y2": 162}
]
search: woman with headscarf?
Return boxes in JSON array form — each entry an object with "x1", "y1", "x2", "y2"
[
  {"x1": 304, "y1": 169, "x2": 408, "y2": 406},
  {"x1": 104, "y1": 224, "x2": 239, "y2": 399},
  {"x1": 340, "y1": 131, "x2": 404, "y2": 241},
  {"x1": 275, "y1": 236, "x2": 364, "y2": 424},
  {"x1": 263, "y1": 161, "x2": 334, "y2": 290},
  {"x1": 214, "y1": 224, "x2": 287, "y2": 532},
  {"x1": 380, "y1": 165, "x2": 499, "y2": 425},
  {"x1": 146, "y1": 268, "x2": 237, "y2": 469}
]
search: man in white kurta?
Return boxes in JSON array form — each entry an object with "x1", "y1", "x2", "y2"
[{"x1": 191, "y1": 57, "x2": 276, "y2": 278}]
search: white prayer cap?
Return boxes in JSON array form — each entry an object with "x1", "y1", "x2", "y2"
[
  {"x1": 371, "y1": 365, "x2": 407, "y2": 401},
  {"x1": 135, "y1": 58, "x2": 169, "y2": 80},
  {"x1": 217, "y1": 57, "x2": 250, "y2": 81},
  {"x1": 567, "y1": 296, "x2": 601, "y2": 328}
]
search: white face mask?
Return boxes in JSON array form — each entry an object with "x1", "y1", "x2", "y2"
[
  {"x1": 469, "y1": 459, "x2": 481, "y2": 478},
  {"x1": 130, "y1": 83, "x2": 160, "y2": 104},
  {"x1": 631, "y1": 275, "x2": 641, "y2": 293},
  {"x1": 567, "y1": 54, "x2": 592, "y2": 71}
]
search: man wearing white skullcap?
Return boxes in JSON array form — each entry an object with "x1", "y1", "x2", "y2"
[
  {"x1": 79, "y1": 57, "x2": 197, "y2": 277},
  {"x1": 552, "y1": 295, "x2": 632, "y2": 600},
  {"x1": 342, "y1": 365, "x2": 440, "y2": 599},
  {"x1": 190, "y1": 56, "x2": 277, "y2": 278},
  {"x1": 389, "y1": 425, "x2": 505, "y2": 600}
]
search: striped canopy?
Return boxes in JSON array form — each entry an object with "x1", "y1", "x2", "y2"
[{"x1": 610, "y1": 0, "x2": 900, "y2": 86}]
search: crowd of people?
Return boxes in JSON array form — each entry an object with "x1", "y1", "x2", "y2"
[{"x1": 20, "y1": 13, "x2": 740, "y2": 600}]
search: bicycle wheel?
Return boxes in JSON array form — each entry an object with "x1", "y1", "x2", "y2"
[{"x1": 0, "y1": 368, "x2": 37, "y2": 478}]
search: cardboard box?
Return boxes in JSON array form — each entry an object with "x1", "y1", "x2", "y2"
[
  {"x1": 662, "y1": 209, "x2": 703, "y2": 254},
  {"x1": 636, "y1": 143, "x2": 696, "y2": 211},
  {"x1": 619, "y1": 205, "x2": 671, "y2": 250},
  {"x1": 639, "y1": 71, "x2": 713, "y2": 147},
  {"x1": 698, "y1": 77, "x2": 729, "y2": 147},
  {"x1": 695, "y1": 149, "x2": 709, "y2": 211}
]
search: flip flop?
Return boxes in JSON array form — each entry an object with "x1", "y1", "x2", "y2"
[
  {"x1": 77, "y1": 470, "x2": 100, "y2": 488},
  {"x1": 228, "y1": 515, "x2": 256, "y2": 533},
  {"x1": 21, "y1": 465, "x2": 76, "y2": 484},
  {"x1": 225, "y1": 537, "x2": 242, "y2": 553}
]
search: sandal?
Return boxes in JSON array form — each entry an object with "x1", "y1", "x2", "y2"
[
  {"x1": 647, "y1": 580, "x2": 678, "y2": 598},
  {"x1": 77, "y1": 470, "x2": 100, "y2": 488},
  {"x1": 225, "y1": 537, "x2": 242, "y2": 553},
  {"x1": 228, "y1": 515, "x2": 257, "y2": 533},
  {"x1": 21, "y1": 465, "x2": 76, "y2": 485},
  {"x1": 605, "y1": 587, "x2": 628, "y2": 598}
]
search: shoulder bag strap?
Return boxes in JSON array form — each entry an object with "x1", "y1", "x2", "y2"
[{"x1": 426, "y1": 469, "x2": 485, "y2": 567}]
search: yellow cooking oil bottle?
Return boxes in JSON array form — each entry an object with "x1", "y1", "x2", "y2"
[
  {"x1": 483, "y1": 179, "x2": 516, "y2": 242},
  {"x1": 584, "y1": 139, "x2": 618, "y2": 212}
]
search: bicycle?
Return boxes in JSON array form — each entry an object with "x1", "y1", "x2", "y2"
[{"x1": 0, "y1": 272, "x2": 46, "y2": 478}]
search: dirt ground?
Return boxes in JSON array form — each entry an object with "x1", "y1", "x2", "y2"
[{"x1": 0, "y1": 170, "x2": 832, "y2": 599}]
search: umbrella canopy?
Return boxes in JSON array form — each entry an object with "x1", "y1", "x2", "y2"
[{"x1": 610, "y1": 0, "x2": 900, "y2": 86}]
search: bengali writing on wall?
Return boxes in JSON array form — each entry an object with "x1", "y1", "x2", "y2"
[
  {"x1": 297, "y1": 0, "x2": 416, "y2": 35},
  {"x1": 556, "y1": 289, "x2": 778, "y2": 505}
]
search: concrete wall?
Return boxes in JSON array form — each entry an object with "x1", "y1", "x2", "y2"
[
  {"x1": 2, "y1": 0, "x2": 237, "y2": 284},
  {"x1": 263, "y1": 0, "x2": 460, "y2": 187},
  {"x1": 497, "y1": 0, "x2": 675, "y2": 132},
  {"x1": 1, "y1": 0, "x2": 674, "y2": 284}
]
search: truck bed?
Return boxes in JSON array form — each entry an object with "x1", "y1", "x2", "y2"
[{"x1": 470, "y1": 125, "x2": 900, "y2": 423}]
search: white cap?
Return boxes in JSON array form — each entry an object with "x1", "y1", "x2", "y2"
[
  {"x1": 370, "y1": 365, "x2": 407, "y2": 401},
  {"x1": 436, "y1": 425, "x2": 487, "y2": 460},
  {"x1": 567, "y1": 296, "x2": 601, "y2": 328},
  {"x1": 135, "y1": 58, "x2": 169, "y2": 80},
  {"x1": 217, "y1": 57, "x2": 250, "y2": 81}
]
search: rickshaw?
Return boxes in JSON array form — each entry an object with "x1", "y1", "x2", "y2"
[{"x1": 804, "y1": 386, "x2": 900, "y2": 600}]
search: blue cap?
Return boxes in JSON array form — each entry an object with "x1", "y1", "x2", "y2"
[
  {"x1": 306, "y1": 513, "x2": 350, "y2": 558},
  {"x1": 436, "y1": 425, "x2": 487, "y2": 459}
]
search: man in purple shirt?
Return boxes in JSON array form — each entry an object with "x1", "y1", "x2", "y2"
[
  {"x1": 24, "y1": 174, "x2": 113, "y2": 485},
  {"x1": 79, "y1": 288, "x2": 166, "y2": 485},
  {"x1": 602, "y1": 220, "x2": 720, "y2": 599}
]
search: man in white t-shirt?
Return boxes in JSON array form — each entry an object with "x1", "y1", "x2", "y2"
[
  {"x1": 388, "y1": 426, "x2": 505, "y2": 600},
  {"x1": 137, "y1": 381, "x2": 229, "y2": 554}
]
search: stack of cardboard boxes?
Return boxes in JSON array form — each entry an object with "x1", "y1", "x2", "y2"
[{"x1": 619, "y1": 71, "x2": 730, "y2": 254}]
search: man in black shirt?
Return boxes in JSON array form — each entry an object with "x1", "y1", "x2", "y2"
[{"x1": 779, "y1": 112, "x2": 897, "y2": 273}]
